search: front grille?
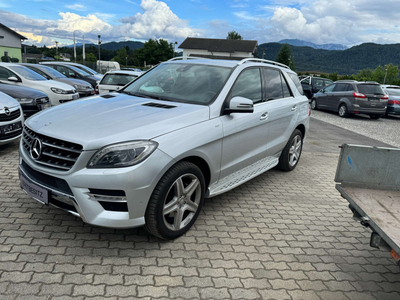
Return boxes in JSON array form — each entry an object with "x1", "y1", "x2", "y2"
[
  {"x1": 22, "y1": 126, "x2": 83, "y2": 171},
  {"x1": 36, "y1": 97, "x2": 49, "y2": 104},
  {"x1": 0, "y1": 108, "x2": 21, "y2": 122}
]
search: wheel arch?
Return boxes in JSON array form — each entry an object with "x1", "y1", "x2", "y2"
[
  {"x1": 178, "y1": 156, "x2": 211, "y2": 190},
  {"x1": 295, "y1": 124, "x2": 306, "y2": 139}
]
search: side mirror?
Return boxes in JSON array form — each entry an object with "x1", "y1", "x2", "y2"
[
  {"x1": 225, "y1": 96, "x2": 254, "y2": 114},
  {"x1": 8, "y1": 76, "x2": 19, "y2": 82}
]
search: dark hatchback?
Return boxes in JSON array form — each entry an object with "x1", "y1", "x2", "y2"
[
  {"x1": 0, "y1": 83, "x2": 50, "y2": 117},
  {"x1": 41, "y1": 64, "x2": 99, "y2": 88},
  {"x1": 311, "y1": 80, "x2": 388, "y2": 119}
]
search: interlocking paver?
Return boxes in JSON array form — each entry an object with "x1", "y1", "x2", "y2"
[{"x1": 1, "y1": 124, "x2": 400, "y2": 300}]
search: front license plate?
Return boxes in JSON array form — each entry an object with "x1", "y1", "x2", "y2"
[
  {"x1": 3, "y1": 121, "x2": 22, "y2": 134},
  {"x1": 72, "y1": 94, "x2": 79, "y2": 100},
  {"x1": 20, "y1": 173, "x2": 49, "y2": 205}
]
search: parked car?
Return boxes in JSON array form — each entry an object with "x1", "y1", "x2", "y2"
[
  {"x1": 41, "y1": 62, "x2": 103, "y2": 81},
  {"x1": 301, "y1": 76, "x2": 333, "y2": 99},
  {"x1": 0, "y1": 63, "x2": 79, "y2": 106},
  {"x1": 0, "y1": 83, "x2": 50, "y2": 117},
  {"x1": 40, "y1": 63, "x2": 99, "y2": 88},
  {"x1": 311, "y1": 80, "x2": 388, "y2": 118},
  {"x1": 381, "y1": 85, "x2": 400, "y2": 116},
  {"x1": 0, "y1": 91, "x2": 24, "y2": 146},
  {"x1": 97, "y1": 60, "x2": 120, "y2": 73},
  {"x1": 121, "y1": 68, "x2": 142, "y2": 72},
  {"x1": 97, "y1": 70, "x2": 141, "y2": 94},
  {"x1": 18, "y1": 58, "x2": 309, "y2": 239},
  {"x1": 21, "y1": 63, "x2": 94, "y2": 97}
]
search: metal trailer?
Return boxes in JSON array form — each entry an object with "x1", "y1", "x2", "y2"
[{"x1": 335, "y1": 144, "x2": 400, "y2": 268}]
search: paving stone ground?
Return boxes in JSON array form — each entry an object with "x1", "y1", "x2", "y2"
[{"x1": 0, "y1": 126, "x2": 400, "y2": 299}]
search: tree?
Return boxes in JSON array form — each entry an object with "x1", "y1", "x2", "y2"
[
  {"x1": 134, "y1": 39, "x2": 173, "y2": 66},
  {"x1": 276, "y1": 44, "x2": 292, "y2": 67},
  {"x1": 227, "y1": 31, "x2": 243, "y2": 40},
  {"x1": 114, "y1": 47, "x2": 127, "y2": 65}
]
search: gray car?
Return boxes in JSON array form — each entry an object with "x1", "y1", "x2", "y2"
[
  {"x1": 21, "y1": 64, "x2": 94, "y2": 97},
  {"x1": 18, "y1": 58, "x2": 309, "y2": 239},
  {"x1": 311, "y1": 80, "x2": 388, "y2": 119}
]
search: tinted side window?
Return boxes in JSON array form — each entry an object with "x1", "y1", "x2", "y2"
[
  {"x1": 29, "y1": 67, "x2": 50, "y2": 80},
  {"x1": 288, "y1": 73, "x2": 304, "y2": 95},
  {"x1": 324, "y1": 79, "x2": 333, "y2": 86},
  {"x1": 324, "y1": 84, "x2": 335, "y2": 93},
  {"x1": 314, "y1": 78, "x2": 324, "y2": 88},
  {"x1": 0, "y1": 67, "x2": 15, "y2": 80},
  {"x1": 264, "y1": 68, "x2": 283, "y2": 100},
  {"x1": 346, "y1": 84, "x2": 354, "y2": 91},
  {"x1": 281, "y1": 74, "x2": 292, "y2": 98},
  {"x1": 230, "y1": 68, "x2": 262, "y2": 104},
  {"x1": 334, "y1": 83, "x2": 347, "y2": 92},
  {"x1": 56, "y1": 66, "x2": 74, "y2": 77}
]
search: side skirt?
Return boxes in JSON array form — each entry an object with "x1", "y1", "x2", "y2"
[{"x1": 207, "y1": 155, "x2": 279, "y2": 197}]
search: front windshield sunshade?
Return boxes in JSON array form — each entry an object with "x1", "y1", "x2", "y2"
[{"x1": 122, "y1": 63, "x2": 232, "y2": 105}]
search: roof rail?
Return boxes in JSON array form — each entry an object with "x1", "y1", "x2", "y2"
[
  {"x1": 167, "y1": 56, "x2": 209, "y2": 61},
  {"x1": 237, "y1": 58, "x2": 290, "y2": 69}
]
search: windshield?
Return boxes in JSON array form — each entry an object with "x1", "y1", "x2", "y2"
[
  {"x1": 122, "y1": 63, "x2": 232, "y2": 105},
  {"x1": 357, "y1": 84, "x2": 384, "y2": 95},
  {"x1": 385, "y1": 88, "x2": 400, "y2": 96},
  {"x1": 100, "y1": 73, "x2": 138, "y2": 86},
  {"x1": 8, "y1": 66, "x2": 47, "y2": 81},
  {"x1": 75, "y1": 65, "x2": 97, "y2": 75},
  {"x1": 38, "y1": 66, "x2": 66, "y2": 78}
]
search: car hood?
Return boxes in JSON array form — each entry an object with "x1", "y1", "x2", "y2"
[
  {"x1": 54, "y1": 78, "x2": 92, "y2": 88},
  {"x1": 0, "y1": 84, "x2": 47, "y2": 99},
  {"x1": 26, "y1": 93, "x2": 210, "y2": 150},
  {"x1": 0, "y1": 91, "x2": 21, "y2": 109},
  {"x1": 29, "y1": 79, "x2": 76, "y2": 91}
]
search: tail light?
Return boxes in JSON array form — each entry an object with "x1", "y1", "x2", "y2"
[
  {"x1": 388, "y1": 100, "x2": 400, "y2": 105},
  {"x1": 94, "y1": 85, "x2": 99, "y2": 95},
  {"x1": 353, "y1": 92, "x2": 366, "y2": 98},
  {"x1": 381, "y1": 94, "x2": 389, "y2": 100},
  {"x1": 308, "y1": 105, "x2": 311, "y2": 116}
]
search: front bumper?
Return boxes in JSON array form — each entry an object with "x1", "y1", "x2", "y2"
[
  {"x1": 19, "y1": 142, "x2": 173, "y2": 228},
  {"x1": 78, "y1": 88, "x2": 95, "y2": 97}
]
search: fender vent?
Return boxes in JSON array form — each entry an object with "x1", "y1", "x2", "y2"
[
  {"x1": 101, "y1": 94, "x2": 116, "y2": 99},
  {"x1": 142, "y1": 102, "x2": 176, "y2": 109}
]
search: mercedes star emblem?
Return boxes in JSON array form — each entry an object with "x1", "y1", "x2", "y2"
[
  {"x1": 4, "y1": 107, "x2": 11, "y2": 116},
  {"x1": 30, "y1": 138, "x2": 43, "y2": 160}
]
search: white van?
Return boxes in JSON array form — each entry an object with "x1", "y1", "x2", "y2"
[{"x1": 97, "y1": 61, "x2": 120, "y2": 73}]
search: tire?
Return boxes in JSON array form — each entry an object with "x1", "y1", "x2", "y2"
[
  {"x1": 369, "y1": 115, "x2": 381, "y2": 119},
  {"x1": 144, "y1": 161, "x2": 205, "y2": 240},
  {"x1": 310, "y1": 99, "x2": 318, "y2": 110},
  {"x1": 338, "y1": 104, "x2": 349, "y2": 118},
  {"x1": 277, "y1": 129, "x2": 303, "y2": 172}
]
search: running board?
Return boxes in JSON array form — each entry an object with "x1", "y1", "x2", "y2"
[{"x1": 208, "y1": 156, "x2": 279, "y2": 197}]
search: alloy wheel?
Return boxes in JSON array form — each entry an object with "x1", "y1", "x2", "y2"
[
  {"x1": 288, "y1": 135, "x2": 302, "y2": 167},
  {"x1": 162, "y1": 173, "x2": 201, "y2": 231}
]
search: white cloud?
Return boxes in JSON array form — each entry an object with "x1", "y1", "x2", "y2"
[{"x1": 65, "y1": 4, "x2": 86, "y2": 11}]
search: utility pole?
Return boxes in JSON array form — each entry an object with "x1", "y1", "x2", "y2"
[
  {"x1": 174, "y1": 41, "x2": 177, "y2": 57},
  {"x1": 126, "y1": 56, "x2": 128, "y2": 68},
  {"x1": 55, "y1": 41, "x2": 59, "y2": 60},
  {"x1": 384, "y1": 66, "x2": 388, "y2": 85},
  {"x1": 98, "y1": 35, "x2": 101, "y2": 72}
]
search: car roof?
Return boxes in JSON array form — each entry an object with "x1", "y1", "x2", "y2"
[
  {"x1": 0, "y1": 62, "x2": 21, "y2": 67},
  {"x1": 163, "y1": 58, "x2": 295, "y2": 74},
  {"x1": 104, "y1": 70, "x2": 141, "y2": 76}
]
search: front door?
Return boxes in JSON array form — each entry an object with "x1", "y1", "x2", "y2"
[{"x1": 219, "y1": 67, "x2": 269, "y2": 179}]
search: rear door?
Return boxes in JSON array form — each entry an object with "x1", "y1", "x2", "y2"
[
  {"x1": 356, "y1": 84, "x2": 386, "y2": 109},
  {"x1": 317, "y1": 84, "x2": 335, "y2": 108},
  {"x1": 330, "y1": 83, "x2": 348, "y2": 111},
  {"x1": 262, "y1": 68, "x2": 299, "y2": 157}
]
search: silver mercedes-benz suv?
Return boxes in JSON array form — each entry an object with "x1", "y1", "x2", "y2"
[{"x1": 19, "y1": 58, "x2": 309, "y2": 239}]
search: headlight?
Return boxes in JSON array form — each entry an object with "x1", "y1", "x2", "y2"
[
  {"x1": 51, "y1": 87, "x2": 68, "y2": 94},
  {"x1": 87, "y1": 141, "x2": 158, "y2": 168},
  {"x1": 73, "y1": 84, "x2": 90, "y2": 89},
  {"x1": 14, "y1": 97, "x2": 35, "y2": 104}
]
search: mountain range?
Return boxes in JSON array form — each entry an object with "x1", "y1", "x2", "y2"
[
  {"x1": 66, "y1": 41, "x2": 144, "y2": 51},
  {"x1": 278, "y1": 39, "x2": 348, "y2": 51}
]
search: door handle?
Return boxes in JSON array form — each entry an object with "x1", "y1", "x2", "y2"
[
  {"x1": 291, "y1": 105, "x2": 297, "y2": 111},
  {"x1": 260, "y1": 112, "x2": 269, "y2": 120}
]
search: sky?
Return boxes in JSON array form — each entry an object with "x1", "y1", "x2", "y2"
[{"x1": 1, "y1": 0, "x2": 400, "y2": 48}]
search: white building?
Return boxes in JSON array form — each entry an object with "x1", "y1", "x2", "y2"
[{"x1": 179, "y1": 37, "x2": 257, "y2": 60}]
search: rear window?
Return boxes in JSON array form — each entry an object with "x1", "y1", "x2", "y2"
[
  {"x1": 357, "y1": 84, "x2": 384, "y2": 95},
  {"x1": 288, "y1": 73, "x2": 304, "y2": 95},
  {"x1": 386, "y1": 88, "x2": 400, "y2": 96},
  {"x1": 100, "y1": 73, "x2": 138, "y2": 86}
]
